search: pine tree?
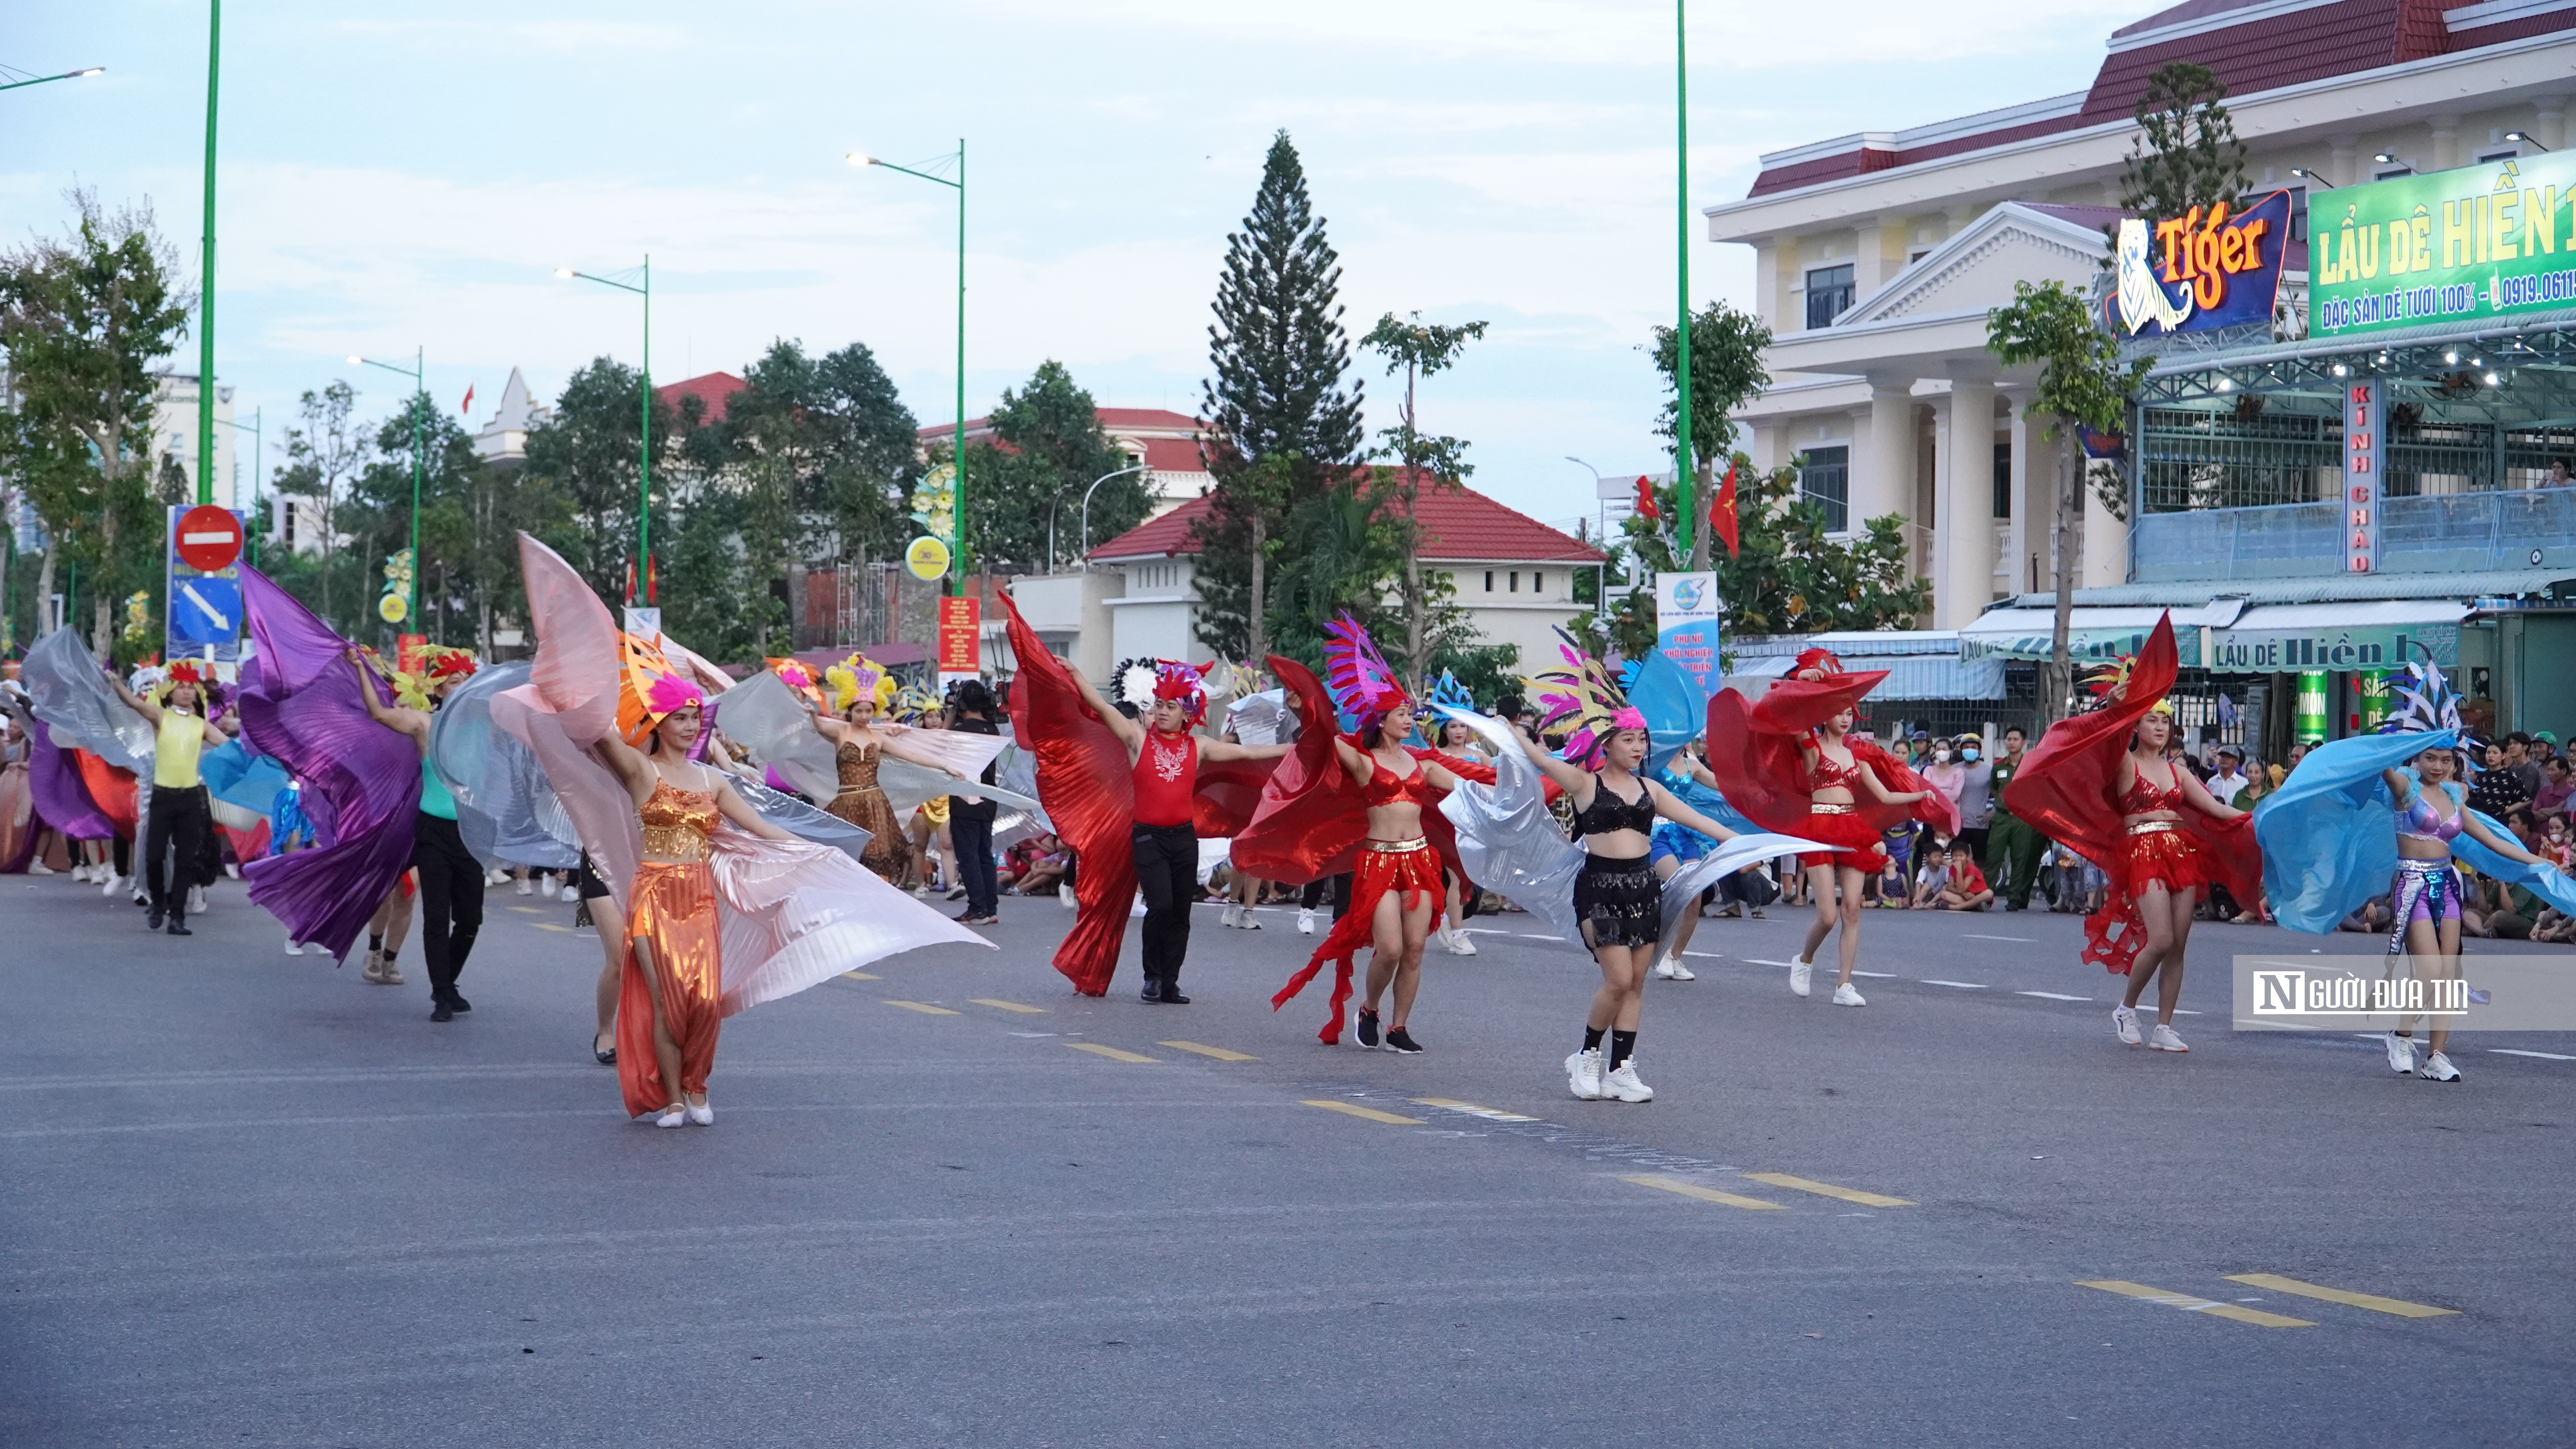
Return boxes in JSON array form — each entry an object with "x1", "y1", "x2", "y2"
[{"x1": 1193, "y1": 131, "x2": 1365, "y2": 664}]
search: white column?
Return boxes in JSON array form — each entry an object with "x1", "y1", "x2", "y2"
[
  {"x1": 2430, "y1": 115, "x2": 2461, "y2": 173},
  {"x1": 1854, "y1": 215, "x2": 1905, "y2": 301},
  {"x1": 1862, "y1": 380, "x2": 1917, "y2": 535},
  {"x1": 1938, "y1": 375, "x2": 1998, "y2": 627},
  {"x1": 1753, "y1": 239, "x2": 1780, "y2": 332},
  {"x1": 2004, "y1": 389, "x2": 2035, "y2": 600},
  {"x1": 2330, "y1": 135, "x2": 2359, "y2": 188},
  {"x1": 2538, "y1": 98, "x2": 2569, "y2": 152},
  {"x1": 2082, "y1": 441, "x2": 2127, "y2": 589}
]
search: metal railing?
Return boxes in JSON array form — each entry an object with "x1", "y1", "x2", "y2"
[{"x1": 2136, "y1": 487, "x2": 2576, "y2": 580}]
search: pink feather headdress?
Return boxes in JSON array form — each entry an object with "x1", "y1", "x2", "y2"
[
  {"x1": 1523, "y1": 627, "x2": 1645, "y2": 766},
  {"x1": 1323, "y1": 612, "x2": 1410, "y2": 730}
]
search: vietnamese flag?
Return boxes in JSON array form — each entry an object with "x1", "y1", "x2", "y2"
[
  {"x1": 460, "y1": 383, "x2": 476, "y2": 417},
  {"x1": 1632, "y1": 475, "x2": 1660, "y2": 521},
  {"x1": 1710, "y1": 460, "x2": 1739, "y2": 558}
]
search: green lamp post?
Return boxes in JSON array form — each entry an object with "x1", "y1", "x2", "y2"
[
  {"x1": 0, "y1": 64, "x2": 105, "y2": 94},
  {"x1": 349, "y1": 349, "x2": 425, "y2": 630},
  {"x1": 848, "y1": 144, "x2": 968, "y2": 595},
  {"x1": 555, "y1": 259, "x2": 653, "y2": 602}
]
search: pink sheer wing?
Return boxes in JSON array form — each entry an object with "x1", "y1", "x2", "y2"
[
  {"x1": 489, "y1": 686, "x2": 641, "y2": 909},
  {"x1": 708, "y1": 825, "x2": 993, "y2": 1015},
  {"x1": 517, "y1": 534, "x2": 622, "y2": 747},
  {"x1": 876, "y1": 721, "x2": 1009, "y2": 783}
]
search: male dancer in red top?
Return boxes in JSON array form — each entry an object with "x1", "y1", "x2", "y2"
[{"x1": 1067, "y1": 664, "x2": 1288, "y2": 1002}]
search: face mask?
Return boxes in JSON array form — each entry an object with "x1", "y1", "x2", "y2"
[
  {"x1": 1932, "y1": 749, "x2": 1951, "y2": 763},
  {"x1": 1962, "y1": 749, "x2": 1980, "y2": 761}
]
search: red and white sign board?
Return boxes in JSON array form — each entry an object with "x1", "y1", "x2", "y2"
[{"x1": 175, "y1": 504, "x2": 244, "y2": 573}]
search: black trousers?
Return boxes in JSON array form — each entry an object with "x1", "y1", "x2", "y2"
[
  {"x1": 1131, "y1": 822, "x2": 1197, "y2": 991},
  {"x1": 1300, "y1": 873, "x2": 1355, "y2": 917},
  {"x1": 412, "y1": 812, "x2": 485, "y2": 998},
  {"x1": 950, "y1": 807, "x2": 997, "y2": 917},
  {"x1": 142, "y1": 784, "x2": 211, "y2": 910}
]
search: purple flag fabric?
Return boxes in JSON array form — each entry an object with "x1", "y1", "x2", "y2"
[
  {"x1": 25, "y1": 717, "x2": 116, "y2": 843},
  {"x1": 237, "y1": 567, "x2": 421, "y2": 960}
]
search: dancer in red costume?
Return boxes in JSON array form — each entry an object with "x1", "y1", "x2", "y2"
[
  {"x1": 998, "y1": 594, "x2": 1288, "y2": 1001},
  {"x1": 1244, "y1": 617, "x2": 1504, "y2": 1051},
  {"x1": 1706, "y1": 647, "x2": 1955, "y2": 1007},
  {"x1": 2003, "y1": 615, "x2": 2255, "y2": 1052}
]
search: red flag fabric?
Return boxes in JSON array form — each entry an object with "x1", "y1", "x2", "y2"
[
  {"x1": 1632, "y1": 475, "x2": 1660, "y2": 521},
  {"x1": 1711, "y1": 461, "x2": 1739, "y2": 558},
  {"x1": 460, "y1": 383, "x2": 476, "y2": 417}
]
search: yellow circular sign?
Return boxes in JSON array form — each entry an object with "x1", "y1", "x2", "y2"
[
  {"x1": 377, "y1": 592, "x2": 409, "y2": 624},
  {"x1": 905, "y1": 535, "x2": 952, "y2": 582}
]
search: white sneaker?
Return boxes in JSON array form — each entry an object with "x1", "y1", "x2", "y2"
[
  {"x1": 1444, "y1": 929, "x2": 1478, "y2": 957},
  {"x1": 187, "y1": 885, "x2": 207, "y2": 914},
  {"x1": 1602, "y1": 1059, "x2": 1655, "y2": 1103},
  {"x1": 1651, "y1": 955, "x2": 1695, "y2": 981},
  {"x1": 28, "y1": 860, "x2": 56, "y2": 876},
  {"x1": 2148, "y1": 1024, "x2": 2189, "y2": 1053},
  {"x1": 561, "y1": 882, "x2": 582, "y2": 902},
  {"x1": 1297, "y1": 907, "x2": 1318, "y2": 935},
  {"x1": 1130, "y1": 895, "x2": 1147, "y2": 918},
  {"x1": 1831, "y1": 982, "x2": 1866, "y2": 1007},
  {"x1": 1058, "y1": 887, "x2": 1078, "y2": 910},
  {"x1": 686, "y1": 1100, "x2": 715, "y2": 1125},
  {"x1": 68, "y1": 862, "x2": 90, "y2": 882},
  {"x1": 284, "y1": 935, "x2": 304, "y2": 958},
  {"x1": 1789, "y1": 955, "x2": 1813, "y2": 997},
  {"x1": 654, "y1": 1104, "x2": 688, "y2": 1128},
  {"x1": 2418, "y1": 1050, "x2": 2461, "y2": 1082},
  {"x1": 1565, "y1": 1048, "x2": 1605, "y2": 1101},
  {"x1": 2114, "y1": 1006, "x2": 2142, "y2": 1046},
  {"x1": 224, "y1": 862, "x2": 240, "y2": 879},
  {"x1": 101, "y1": 872, "x2": 122, "y2": 897},
  {"x1": 1220, "y1": 902, "x2": 1241, "y2": 928},
  {"x1": 2384, "y1": 1033, "x2": 2415, "y2": 1076},
  {"x1": 514, "y1": 878, "x2": 534, "y2": 896}
]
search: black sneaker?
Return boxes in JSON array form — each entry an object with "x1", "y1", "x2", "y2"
[
  {"x1": 146, "y1": 906, "x2": 164, "y2": 931},
  {"x1": 430, "y1": 998, "x2": 454, "y2": 1023},
  {"x1": 1140, "y1": 978, "x2": 1165, "y2": 1003},
  {"x1": 445, "y1": 991, "x2": 472, "y2": 1013},
  {"x1": 164, "y1": 917, "x2": 191, "y2": 937},
  {"x1": 1159, "y1": 988, "x2": 1189, "y2": 1004},
  {"x1": 1383, "y1": 1026, "x2": 1424, "y2": 1055},
  {"x1": 1356, "y1": 1009, "x2": 1382, "y2": 1049}
]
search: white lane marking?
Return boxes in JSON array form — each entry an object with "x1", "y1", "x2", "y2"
[
  {"x1": 1519, "y1": 933, "x2": 1563, "y2": 940},
  {"x1": 1463, "y1": 928, "x2": 1516, "y2": 935},
  {"x1": 2017, "y1": 991, "x2": 2091, "y2": 1001},
  {"x1": 1850, "y1": 970, "x2": 1898, "y2": 979},
  {"x1": 1964, "y1": 934, "x2": 2035, "y2": 942},
  {"x1": 1921, "y1": 979, "x2": 1988, "y2": 989},
  {"x1": 1744, "y1": 958, "x2": 1799, "y2": 967},
  {"x1": 1682, "y1": 950, "x2": 1723, "y2": 959},
  {"x1": 2490, "y1": 1048, "x2": 2576, "y2": 1061}
]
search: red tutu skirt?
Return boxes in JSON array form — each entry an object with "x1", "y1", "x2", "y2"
[
  {"x1": 1796, "y1": 810, "x2": 1889, "y2": 871},
  {"x1": 1272, "y1": 837, "x2": 1445, "y2": 1044},
  {"x1": 2083, "y1": 826, "x2": 2211, "y2": 974}
]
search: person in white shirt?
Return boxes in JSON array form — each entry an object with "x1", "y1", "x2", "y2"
[{"x1": 2208, "y1": 746, "x2": 2252, "y2": 806}]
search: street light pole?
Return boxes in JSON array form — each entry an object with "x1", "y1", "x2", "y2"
[
  {"x1": 849, "y1": 146, "x2": 968, "y2": 596},
  {"x1": 1672, "y1": 0, "x2": 1696, "y2": 564},
  {"x1": 216, "y1": 407, "x2": 261, "y2": 565},
  {"x1": 555, "y1": 260, "x2": 653, "y2": 601},
  {"x1": 0, "y1": 65, "x2": 106, "y2": 93},
  {"x1": 1068, "y1": 464, "x2": 1149, "y2": 574},
  {"x1": 349, "y1": 351, "x2": 425, "y2": 630},
  {"x1": 197, "y1": 0, "x2": 220, "y2": 507}
]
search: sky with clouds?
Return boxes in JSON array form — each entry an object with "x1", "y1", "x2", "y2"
[{"x1": 8, "y1": 0, "x2": 2147, "y2": 534}]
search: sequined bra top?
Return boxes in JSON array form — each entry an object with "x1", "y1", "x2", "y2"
[
  {"x1": 834, "y1": 737, "x2": 883, "y2": 795},
  {"x1": 1362, "y1": 754, "x2": 1438, "y2": 808},
  {"x1": 2398, "y1": 781, "x2": 2467, "y2": 843},
  {"x1": 1807, "y1": 749, "x2": 1865, "y2": 793},
  {"x1": 640, "y1": 778, "x2": 720, "y2": 862},
  {"x1": 2117, "y1": 766, "x2": 2187, "y2": 815},
  {"x1": 1573, "y1": 775, "x2": 1657, "y2": 836}
]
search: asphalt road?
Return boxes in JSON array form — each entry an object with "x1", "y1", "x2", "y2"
[{"x1": 6, "y1": 870, "x2": 2573, "y2": 1447}]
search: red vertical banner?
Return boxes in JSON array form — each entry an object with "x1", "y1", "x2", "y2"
[
  {"x1": 937, "y1": 596, "x2": 981, "y2": 674},
  {"x1": 397, "y1": 634, "x2": 428, "y2": 673}
]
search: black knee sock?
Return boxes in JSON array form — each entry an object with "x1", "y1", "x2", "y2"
[
  {"x1": 1582, "y1": 1025, "x2": 1605, "y2": 1053},
  {"x1": 1610, "y1": 1030, "x2": 1637, "y2": 1068},
  {"x1": 368, "y1": 933, "x2": 383, "y2": 952}
]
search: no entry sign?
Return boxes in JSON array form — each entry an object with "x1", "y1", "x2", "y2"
[{"x1": 175, "y1": 505, "x2": 244, "y2": 572}]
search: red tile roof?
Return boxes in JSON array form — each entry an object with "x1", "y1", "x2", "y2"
[
  {"x1": 656, "y1": 371, "x2": 745, "y2": 425},
  {"x1": 1743, "y1": 0, "x2": 2575, "y2": 199},
  {"x1": 919, "y1": 406, "x2": 1206, "y2": 442},
  {"x1": 1136, "y1": 436, "x2": 1210, "y2": 473},
  {"x1": 1086, "y1": 473, "x2": 1604, "y2": 565}
]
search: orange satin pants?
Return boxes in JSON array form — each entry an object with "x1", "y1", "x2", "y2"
[{"x1": 617, "y1": 860, "x2": 724, "y2": 1119}]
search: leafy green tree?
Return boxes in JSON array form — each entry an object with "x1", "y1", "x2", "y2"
[
  {"x1": 962, "y1": 360, "x2": 1141, "y2": 573},
  {"x1": 1194, "y1": 131, "x2": 1365, "y2": 664},
  {"x1": 1360, "y1": 310, "x2": 1486, "y2": 684},
  {"x1": 719, "y1": 338, "x2": 920, "y2": 572},
  {"x1": 0, "y1": 191, "x2": 193, "y2": 658},
  {"x1": 1986, "y1": 278, "x2": 2153, "y2": 721},
  {"x1": 1647, "y1": 300, "x2": 1772, "y2": 570}
]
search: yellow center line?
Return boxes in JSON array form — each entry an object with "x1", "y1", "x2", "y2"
[
  {"x1": 1624, "y1": 1174, "x2": 1789, "y2": 1210},
  {"x1": 840, "y1": 971, "x2": 881, "y2": 981},
  {"x1": 505, "y1": 906, "x2": 546, "y2": 915},
  {"x1": 970, "y1": 998, "x2": 1048, "y2": 1014},
  {"x1": 2076, "y1": 1279, "x2": 2315, "y2": 1328},
  {"x1": 1300, "y1": 1099, "x2": 1423, "y2": 1125},
  {"x1": 1740, "y1": 1172, "x2": 1915, "y2": 1208},
  {"x1": 1067, "y1": 1042, "x2": 1157, "y2": 1063},
  {"x1": 532, "y1": 922, "x2": 573, "y2": 933},
  {"x1": 882, "y1": 1000, "x2": 959, "y2": 1016},
  {"x1": 1413, "y1": 1097, "x2": 1540, "y2": 1123},
  {"x1": 1159, "y1": 1040, "x2": 1256, "y2": 1061},
  {"x1": 2223, "y1": 1273, "x2": 2458, "y2": 1319}
]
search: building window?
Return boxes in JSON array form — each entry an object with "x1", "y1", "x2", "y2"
[
  {"x1": 1805, "y1": 264, "x2": 1856, "y2": 330},
  {"x1": 2478, "y1": 147, "x2": 2522, "y2": 164},
  {"x1": 1533, "y1": 571, "x2": 1544, "y2": 593},
  {"x1": 1483, "y1": 570, "x2": 1494, "y2": 592},
  {"x1": 1798, "y1": 446, "x2": 1850, "y2": 533},
  {"x1": 2374, "y1": 164, "x2": 2412, "y2": 180},
  {"x1": 1993, "y1": 441, "x2": 2012, "y2": 519},
  {"x1": 1509, "y1": 571, "x2": 1520, "y2": 592}
]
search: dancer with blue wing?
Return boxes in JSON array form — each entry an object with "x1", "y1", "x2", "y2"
[{"x1": 2254, "y1": 661, "x2": 2571, "y2": 1082}]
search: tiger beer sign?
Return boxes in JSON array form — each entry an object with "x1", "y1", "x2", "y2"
[{"x1": 2104, "y1": 188, "x2": 2294, "y2": 337}]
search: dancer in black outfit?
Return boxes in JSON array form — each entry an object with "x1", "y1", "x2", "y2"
[{"x1": 349, "y1": 647, "x2": 483, "y2": 1022}]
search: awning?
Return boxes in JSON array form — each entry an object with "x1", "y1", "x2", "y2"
[
  {"x1": 1958, "y1": 606, "x2": 2214, "y2": 665},
  {"x1": 1723, "y1": 653, "x2": 2005, "y2": 701}
]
